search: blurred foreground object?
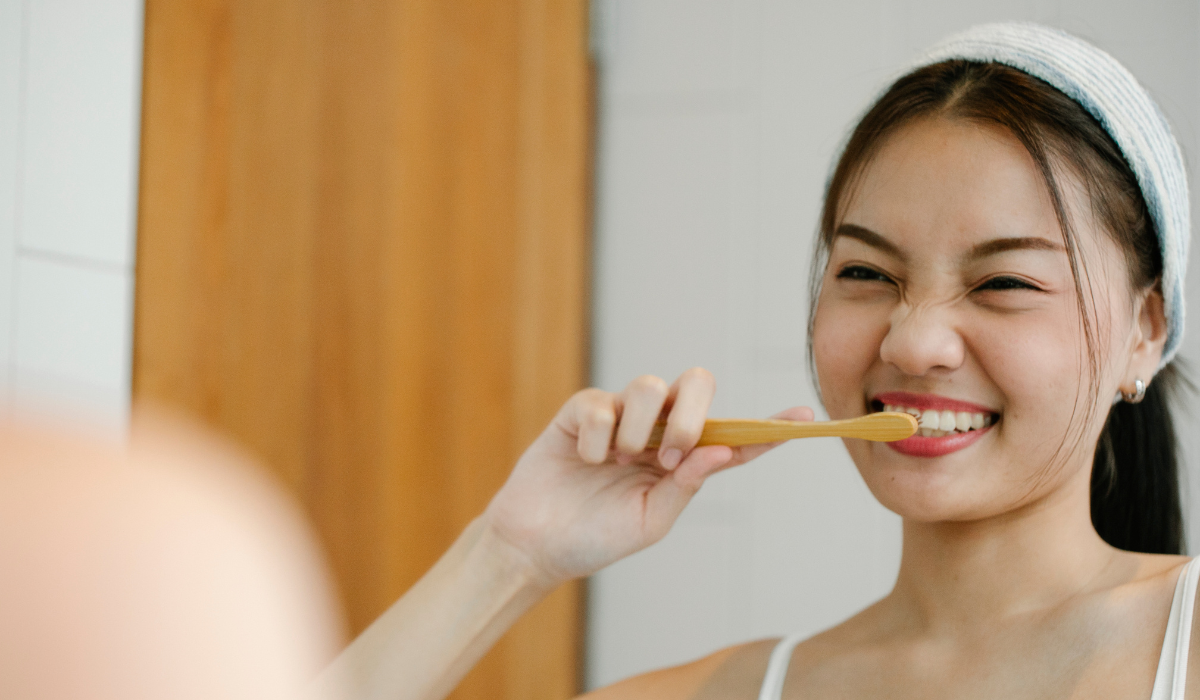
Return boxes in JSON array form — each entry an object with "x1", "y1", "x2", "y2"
[{"x1": 0, "y1": 408, "x2": 346, "y2": 700}]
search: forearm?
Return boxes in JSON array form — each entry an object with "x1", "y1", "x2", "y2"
[{"x1": 314, "y1": 517, "x2": 554, "y2": 700}]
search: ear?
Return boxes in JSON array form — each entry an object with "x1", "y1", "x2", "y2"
[{"x1": 1122, "y1": 286, "x2": 1168, "y2": 392}]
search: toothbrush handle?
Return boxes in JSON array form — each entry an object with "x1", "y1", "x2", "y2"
[{"x1": 645, "y1": 413, "x2": 917, "y2": 449}]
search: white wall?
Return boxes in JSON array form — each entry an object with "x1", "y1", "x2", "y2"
[
  {"x1": 587, "y1": 0, "x2": 1200, "y2": 689},
  {"x1": 0, "y1": 0, "x2": 143, "y2": 430}
]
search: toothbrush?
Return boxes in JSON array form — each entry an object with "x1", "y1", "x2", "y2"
[{"x1": 645, "y1": 412, "x2": 918, "y2": 449}]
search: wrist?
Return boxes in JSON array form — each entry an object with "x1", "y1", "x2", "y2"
[{"x1": 469, "y1": 515, "x2": 560, "y2": 596}]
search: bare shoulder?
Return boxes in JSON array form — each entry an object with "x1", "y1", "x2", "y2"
[
  {"x1": 1101, "y1": 551, "x2": 1191, "y2": 603},
  {"x1": 1112, "y1": 552, "x2": 1200, "y2": 700},
  {"x1": 1124, "y1": 551, "x2": 1191, "y2": 582},
  {"x1": 578, "y1": 639, "x2": 779, "y2": 700}
]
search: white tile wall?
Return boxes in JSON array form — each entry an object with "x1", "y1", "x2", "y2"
[
  {"x1": 593, "y1": 110, "x2": 738, "y2": 382},
  {"x1": 0, "y1": 0, "x2": 143, "y2": 428},
  {"x1": 13, "y1": 255, "x2": 133, "y2": 423},
  {"x1": 603, "y1": 0, "x2": 748, "y2": 97},
  {"x1": 588, "y1": 0, "x2": 1200, "y2": 689},
  {"x1": 20, "y1": 0, "x2": 142, "y2": 266},
  {"x1": 0, "y1": 0, "x2": 23, "y2": 398}
]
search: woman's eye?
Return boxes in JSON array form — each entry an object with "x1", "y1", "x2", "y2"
[
  {"x1": 837, "y1": 265, "x2": 894, "y2": 284},
  {"x1": 974, "y1": 276, "x2": 1039, "y2": 292}
]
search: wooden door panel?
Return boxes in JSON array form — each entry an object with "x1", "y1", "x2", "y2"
[{"x1": 135, "y1": 2, "x2": 589, "y2": 697}]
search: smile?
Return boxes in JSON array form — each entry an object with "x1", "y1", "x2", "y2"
[
  {"x1": 871, "y1": 391, "x2": 1000, "y2": 457},
  {"x1": 883, "y1": 404, "x2": 992, "y2": 437}
]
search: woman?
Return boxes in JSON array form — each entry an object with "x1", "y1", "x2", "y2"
[{"x1": 320, "y1": 23, "x2": 1195, "y2": 700}]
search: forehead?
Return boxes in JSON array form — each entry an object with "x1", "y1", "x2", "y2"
[{"x1": 839, "y1": 116, "x2": 1065, "y2": 248}]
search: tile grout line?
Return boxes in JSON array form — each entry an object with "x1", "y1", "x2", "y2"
[
  {"x1": 16, "y1": 246, "x2": 132, "y2": 276},
  {"x1": 6, "y1": 0, "x2": 31, "y2": 403}
]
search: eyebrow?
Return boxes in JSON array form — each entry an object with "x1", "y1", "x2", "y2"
[
  {"x1": 963, "y1": 236, "x2": 1064, "y2": 262},
  {"x1": 834, "y1": 224, "x2": 906, "y2": 262},
  {"x1": 834, "y1": 223, "x2": 1065, "y2": 264}
]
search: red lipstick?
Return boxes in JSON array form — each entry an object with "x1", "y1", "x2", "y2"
[
  {"x1": 886, "y1": 427, "x2": 991, "y2": 457},
  {"x1": 871, "y1": 391, "x2": 999, "y2": 458}
]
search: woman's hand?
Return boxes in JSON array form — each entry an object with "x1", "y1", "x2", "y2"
[
  {"x1": 318, "y1": 369, "x2": 810, "y2": 700},
  {"x1": 482, "y1": 368, "x2": 812, "y2": 587}
]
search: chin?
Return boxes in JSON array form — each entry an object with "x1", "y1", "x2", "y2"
[
  {"x1": 849, "y1": 445, "x2": 998, "y2": 523},
  {"x1": 863, "y1": 474, "x2": 975, "y2": 522}
]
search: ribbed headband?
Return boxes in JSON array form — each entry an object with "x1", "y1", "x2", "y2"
[{"x1": 860, "y1": 22, "x2": 1191, "y2": 368}]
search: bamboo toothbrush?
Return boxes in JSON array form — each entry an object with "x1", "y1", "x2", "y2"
[{"x1": 645, "y1": 412, "x2": 918, "y2": 449}]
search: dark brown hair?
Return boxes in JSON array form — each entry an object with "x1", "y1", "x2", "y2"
[{"x1": 808, "y1": 60, "x2": 1185, "y2": 554}]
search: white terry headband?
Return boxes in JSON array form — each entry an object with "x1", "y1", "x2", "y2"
[{"x1": 875, "y1": 22, "x2": 1191, "y2": 368}]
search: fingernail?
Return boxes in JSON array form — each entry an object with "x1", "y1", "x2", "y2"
[{"x1": 660, "y1": 448, "x2": 682, "y2": 470}]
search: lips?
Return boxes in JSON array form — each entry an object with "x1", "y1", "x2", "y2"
[
  {"x1": 871, "y1": 391, "x2": 999, "y2": 457},
  {"x1": 885, "y1": 425, "x2": 992, "y2": 457}
]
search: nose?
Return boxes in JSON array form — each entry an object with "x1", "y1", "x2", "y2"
[{"x1": 879, "y1": 303, "x2": 965, "y2": 377}]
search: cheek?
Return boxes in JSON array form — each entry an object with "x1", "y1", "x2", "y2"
[
  {"x1": 967, "y1": 310, "x2": 1086, "y2": 426},
  {"x1": 813, "y1": 293, "x2": 891, "y2": 417}
]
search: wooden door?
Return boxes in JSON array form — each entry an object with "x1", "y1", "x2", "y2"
[{"x1": 133, "y1": 2, "x2": 590, "y2": 697}]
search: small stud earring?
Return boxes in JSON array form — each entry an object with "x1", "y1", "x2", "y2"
[{"x1": 1121, "y1": 378, "x2": 1147, "y2": 404}]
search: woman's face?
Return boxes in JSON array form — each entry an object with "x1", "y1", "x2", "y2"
[{"x1": 812, "y1": 116, "x2": 1156, "y2": 523}]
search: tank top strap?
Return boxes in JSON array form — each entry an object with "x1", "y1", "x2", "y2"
[
  {"x1": 1150, "y1": 556, "x2": 1200, "y2": 700},
  {"x1": 757, "y1": 632, "x2": 807, "y2": 700}
]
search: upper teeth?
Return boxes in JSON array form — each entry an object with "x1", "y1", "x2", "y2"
[{"x1": 883, "y1": 405, "x2": 993, "y2": 437}]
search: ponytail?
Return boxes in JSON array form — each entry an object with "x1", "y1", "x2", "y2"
[{"x1": 1091, "y1": 361, "x2": 1189, "y2": 554}]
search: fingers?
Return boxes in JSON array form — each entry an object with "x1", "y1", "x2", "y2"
[
  {"x1": 672, "y1": 444, "x2": 735, "y2": 490},
  {"x1": 727, "y1": 405, "x2": 815, "y2": 466},
  {"x1": 565, "y1": 388, "x2": 618, "y2": 464},
  {"x1": 768, "y1": 405, "x2": 815, "y2": 423},
  {"x1": 656, "y1": 367, "x2": 716, "y2": 470},
  {"x1": 560, "y1": 370, "x2": 785, "y2": 470},
  {"x1": 645, "y1": 405, "x2": 815, "y2": 540},
  {"x1": 613, "y1": 375, "x2": 670, "y2": 457},
  {"x1": 642, "y1": 445, "x2": 732, "y2": 541},
  {"x1": 556, "y1": 375, "x2": 676, "y2": 465}
]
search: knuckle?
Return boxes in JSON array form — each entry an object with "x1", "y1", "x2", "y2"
[
  {"x1": 576, "y1": 387, "x2": 610, "y2": 405},
  {"x1": 584, "y1": 406, "x2": 616, "y2": 430},
  {"x1": 573, "y1": 389, "x2": 613, "y2": 417},
  {"x1": 629, "y1": 374, "x2": 669, "y2": 400}
]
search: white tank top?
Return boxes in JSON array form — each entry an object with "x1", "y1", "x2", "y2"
[{"x1": 757, "y1": 557, "x2": 1200, "y2": 700}]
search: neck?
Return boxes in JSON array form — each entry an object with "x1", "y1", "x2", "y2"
[{"x1": 889, "y1": 465, "x2": 1117, "y2": 632}]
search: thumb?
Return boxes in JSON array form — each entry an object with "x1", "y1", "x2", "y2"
[{"x1": 641, "y1": 445, "x2": 733, "y2": 543}]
